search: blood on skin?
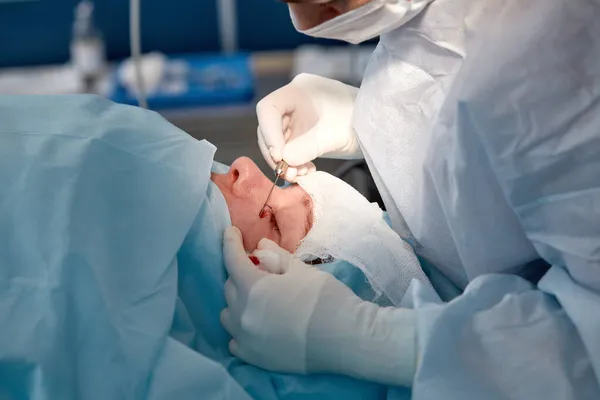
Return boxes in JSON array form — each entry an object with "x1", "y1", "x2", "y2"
[
  {"x1": 248, "y1": 255, "x2": 260, "y2": 265},
  {"x1": 259, "y1": 204, "x2": 272, "y2": 219}
]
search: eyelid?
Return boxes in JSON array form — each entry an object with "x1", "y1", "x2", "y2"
[
  {"x1": 270, "y1": 212, "x2": 280, "y2": 233},
  {"x1": 262, "y1": 207, "x2": 279, "y2": 230}
]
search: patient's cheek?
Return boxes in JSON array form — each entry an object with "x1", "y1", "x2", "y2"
[{"x1": 228, "y1": 209, "x2": 272, "y2": 252}]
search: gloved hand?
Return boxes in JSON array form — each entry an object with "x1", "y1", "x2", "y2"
[
  {"x1": 256, "y1": 73, "x2": 363, "y2": 182},
  {"x1": 221, "y1": 226, "x2": 417, "y2": 387}
]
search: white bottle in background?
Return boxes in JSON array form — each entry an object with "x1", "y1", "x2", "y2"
[{"x1": 70, "y1": 1, "x2": 106, "y2": 93}]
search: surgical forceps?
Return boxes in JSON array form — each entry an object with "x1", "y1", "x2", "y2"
[{"x1": 259, "y1": 161, "x2": 288, "y2": 217}]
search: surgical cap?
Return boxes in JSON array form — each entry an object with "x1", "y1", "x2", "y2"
[{"x1": 295, "y1": 171, "x2": 431, "y2": 305}]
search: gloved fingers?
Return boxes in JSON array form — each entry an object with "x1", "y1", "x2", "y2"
[
  {"x1": 220, "y1": 308, "x2": 238, "y2": 337},
  {"x1": 257, "y1": 127, "x2": 277, "y2": 171},
  {"x1": 257, "y1": 238, "x2": 294, "y2": 259},
  {"x1": 283, "y1": 115, "x2": 292, "y2": 142},
  {"x1": 229, "y1": 339, "x2": 241, "y2": 359},
  {"x1": 283, "y1": 166, "x2": 299, "y2": 183},
  {"x1": 228, "y1": 340, "x2": 256, "y2": 369},
  {"x1": 282, "y1": 128, "x2": 322, "y2": 166},
  {"x1": 256, "y1": 87, "x2": 297, "y2": 163},
  {"x1": 253, "y1": 250, "x2": 288, "y2": 274},
  {"x1": 281, "y1": 161, "x2": 315, "y2": 182},
  {"x1": 255, "y1": 239, "x2": 295, "y2": 274},
  {"x1": 259, "y1": 123, "x2": 304, "y2": 180},
  {"x1": 256, "y1": 237, "x2": 285, "y2": 253},
  {"x1": 224, "y1": 278, "x2": 237, "y2": 307},
  {"x1": 223, "y1": 227, "x2": 266, "y2": 284},
  {"x1": 296, "y1": 162, "x2": 316, "y2": 177}
]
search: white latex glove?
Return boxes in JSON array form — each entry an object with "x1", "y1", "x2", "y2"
[
  {"x1": 256, "y1": 73, "x2": 363, "y2": 182},
  {"x1": 221, "y1": 226, "x2": 417, "y2": 387}
]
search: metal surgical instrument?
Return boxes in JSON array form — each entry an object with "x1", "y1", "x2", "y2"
[{"x1": 259, "y1": 160, "x2": 288, "y2": 217}]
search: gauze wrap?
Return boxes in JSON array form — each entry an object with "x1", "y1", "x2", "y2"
[{"x1": 295, "y1": 171, "x2": 430, "y2": 306}]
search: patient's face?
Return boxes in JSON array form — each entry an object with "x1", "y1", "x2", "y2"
[{"x1": 211, "y1": 157, "x2": 313, "y2": 252}]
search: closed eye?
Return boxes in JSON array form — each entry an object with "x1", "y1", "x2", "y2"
[{"x1": 270, "y1": 212, "x2": 280, "y2": 233}]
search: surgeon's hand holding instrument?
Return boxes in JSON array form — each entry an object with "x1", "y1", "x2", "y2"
[
  {"x1": 256, "y1": 73, "x2": 363, "y2": 183},
  {"x1": 221, "y1": 227, "x2": 417, "y2": 387}
]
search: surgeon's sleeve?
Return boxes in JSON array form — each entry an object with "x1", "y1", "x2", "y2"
[
  {"x1": 409, "y1": 0, "x2": 600, "y2": 397},
  {"x1": 409, "y1": 272, "x2": 600, "y2": 399}
]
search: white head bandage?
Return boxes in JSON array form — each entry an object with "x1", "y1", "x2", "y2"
[{"x1": 295, "y1": 171, "x2": 430, "y2": 306}]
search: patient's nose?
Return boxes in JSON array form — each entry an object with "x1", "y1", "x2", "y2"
[{"x1": 230, "y1": 157, "x2": 271, "y2": 194}]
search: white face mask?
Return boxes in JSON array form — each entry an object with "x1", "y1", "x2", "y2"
[{"x1": 291, "y1": 0, "x2": 432, "y2": 45}]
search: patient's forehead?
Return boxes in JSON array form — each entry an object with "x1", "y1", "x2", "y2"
[{"x1": 294, "y1": 170, "x2": 376, "y2": 244}]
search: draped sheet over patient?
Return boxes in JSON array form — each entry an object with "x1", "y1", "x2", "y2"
[{"x1": 0, "y1": 95, "x2": 420, "y2": 399}]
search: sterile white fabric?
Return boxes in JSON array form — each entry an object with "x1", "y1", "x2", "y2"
[
  {"x1": 353, "y1": 0, "x2": 541, "y2": 288},
  {"x1": 256, "y1": 73, "x2": 362, "y2": 182},
  {"x1": 291, "y1": 0, "x2": 433, "y2": 45},
  {"x1": 295, "y1": 171, "x2": 430, "y2": 306},
  {"x1": 222, "y1": 228, "x2": 417, "y2": 387},
  {"x1": 293, "y1": 0, "x2": 600, "y2": 397}
]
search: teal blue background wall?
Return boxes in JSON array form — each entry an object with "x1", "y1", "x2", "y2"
[{"x1": 0, "y1": 0, "x2": 330, "y2": 67}]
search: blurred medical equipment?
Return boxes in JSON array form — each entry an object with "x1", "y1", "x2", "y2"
[
  {"x1": 109, "y1": 53, "x2": 254, "y2": 109},
  {"x1": 217, "y1": 0, "x2": 238, "y2": 54},
  {"x1": 116, "y1": 0, "x2": 254, "y2": 110},
  {"x1": 126, "y1": 0, "x2": 239, "y2": 109},
  {"x1": 0, "y1": 65, "x2": 82, "y2": 94},
  {"x1": 129, "y1": 0, "x2": 146, "y2": 108},
  {"x1": 118, "y1": 52, "x2": 166, "y2": 96},
  {"x1": 70, "y1": 0, "x2": 106, "y2": 93}
]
